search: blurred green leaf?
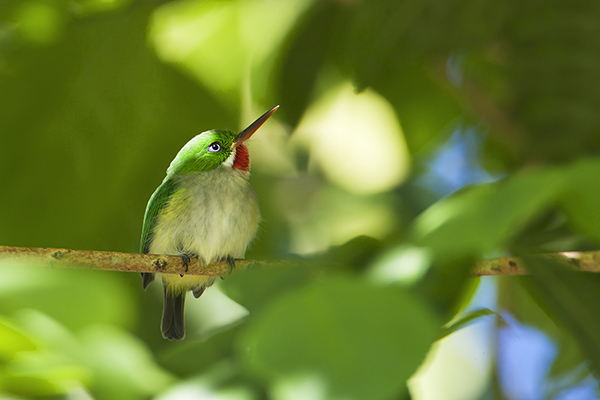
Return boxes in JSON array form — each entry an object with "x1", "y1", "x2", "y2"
[
  {"x1": 150, "y1": 0, "x2": 312, "y2": 106},
  {"x1": 0, "y1": 265, "x2": 135, "y2": 331},
  {"x1": 275, "y1": 1, "x2": 339, "y2": 127},
  {"x1": 367, "y1": 244, "x2": 432, "y2": 286},
  {"x1": 0, "y1": 318, "x2": 36, "y2": 362},
  {"x1": 498, "y1": 276, "x2": 589, "y2": 385},
  {"x1": 0, "y1": 374, "x2": 62, "y2": 397},
  {"x1": 441, "y1": 308, "x2": 501, "y2": 339},
  {"x1": 412, "y1": 184, "x2": 495, "y2": 257},
  {"x1": 72, "y1": 0, "x2": 134, "y2": 16},
  {"x1": 548, "y1": 342, "x2": 589, "y2": 383},
  {"x1": 225, "y1": 237, "x2": 383, "y2": 315},
  {"x1": 413, "y1": 166, "x2": 567, "y2": 258},
  {"x1": 239, "y1": 278, "x2": 439, "y2": 400},
  {"x1": 561, "y1": 159, "x2": 600, "y2": 243},
  {"x1": 372, "y1": 66, "x2": 463, "y2": 155},
  {"x1": 159, "y1": 322, "x2": 244, "y2": 378},
  {"x1": 0, "y1": 315, "x2": 87, "y2": 398},
  {"x1": 13, "y1": 1, "x2": 68, "y2": 45},
  {"x1": 222, "y1": 261, "x2": 334, "y2": 313},
  {"x1": 414, "y1": 256, "x2": 477, "y2": 317},
  {"x1": 81, "y1": 326, "x2": 175, "y2": 400},
  {"x1": 1, "y1": 360, "x2": 87, "y2": 398},
  {"x1": 523, "y1": 255, "x2": 600, "y2": 376},
  {"x1": 321, "y1": 236, "x2": 384, "y2": 272}
]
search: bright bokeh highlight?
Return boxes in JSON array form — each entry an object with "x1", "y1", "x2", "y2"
[
  {"x1": 293, "y1": 83, "x2": 410, "y2": 195},
  {"x1": 150, "y1": 0, "x2": 312, "y2": 103}
]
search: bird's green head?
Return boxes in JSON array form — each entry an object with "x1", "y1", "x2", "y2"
[{"x1": 167, "y1": 106, "x2": 278, "y2": 176}]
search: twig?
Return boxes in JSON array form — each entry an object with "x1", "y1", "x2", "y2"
[{"x1": 0, "y1": 245, "x2": 599, "y2": 277}]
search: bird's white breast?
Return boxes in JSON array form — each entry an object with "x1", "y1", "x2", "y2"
[{"x1": 149, "y1": 167, "x2": 260, "y2": 291}]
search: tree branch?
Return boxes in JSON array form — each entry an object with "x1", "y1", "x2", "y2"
[
  {"x1": 470, "y1": 251, "x2": 600, "y2": 276},
  {"x1": 0, "y1": 245, "x2": 298, "y2": 277},
  {"x1": 0, "y1": 245, "x2": 598, "y2": 277}
]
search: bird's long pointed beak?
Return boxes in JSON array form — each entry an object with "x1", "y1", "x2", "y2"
[{"x1": 235, "y1": 105, "x2": 279, "y2": 146}]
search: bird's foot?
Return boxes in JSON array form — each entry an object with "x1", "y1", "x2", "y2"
[
  {"x1": 180, "y1": 253, "x2": 197, "y2": 277},
  {"x1": 220, "y1": 256, "x2": 236, "y2": 280}
]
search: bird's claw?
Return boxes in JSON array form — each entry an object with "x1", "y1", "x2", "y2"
[
  {"x1": 220, "y1": 256, "x2": 236, "y2": 280},
  {"x1": 180, "y1": 253, "x2": 192, "y2": 277},
  {"x1": 227, "y1": 256, "x2": 236, "y2": 274}
]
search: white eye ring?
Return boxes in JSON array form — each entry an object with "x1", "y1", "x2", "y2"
[{"x1": 208, "y1": 142, "x2": 221, "y2": 153}]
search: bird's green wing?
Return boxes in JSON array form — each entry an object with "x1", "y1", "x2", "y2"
[
  {"x1": 140, "y1": 177, "x2": 180, "y2": 254},
  {"x1": 140, "y1": 177, "x2": 179, "y2": 290}
]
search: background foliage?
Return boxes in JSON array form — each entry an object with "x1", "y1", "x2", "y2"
[{"x1": 1, "y1": 0, "x2": 600, "y2": 399}]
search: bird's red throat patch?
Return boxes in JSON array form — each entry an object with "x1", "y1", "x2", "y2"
[{"x1": 233, "y1": 144, "x2": 250, "y2": 171}]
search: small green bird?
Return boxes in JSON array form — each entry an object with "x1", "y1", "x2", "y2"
[{"x1": 140, "y1": 106, "x2": 278, "y2": 340}]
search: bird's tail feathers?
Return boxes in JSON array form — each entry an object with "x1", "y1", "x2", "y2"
[
  {"x1": 161, "y1": 287, "x2": 186, "y2": 340},
  {"x1": 141, "y1": 272, "x2": 155, "y2": 290},
  {"x1": 192, "y1": 278, "x2": 217, "y2": 299},
  {"x1": 192, "y1": 285, "x2": 206, "y2": 298}
]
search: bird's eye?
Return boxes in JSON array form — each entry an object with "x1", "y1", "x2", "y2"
[{"x1": 208, "y1": 142, "x2": 222, "y2": 153}]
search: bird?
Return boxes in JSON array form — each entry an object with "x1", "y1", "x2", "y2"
[{"x1": 139, "y1": 106, "x2": 278, "y2": 340}]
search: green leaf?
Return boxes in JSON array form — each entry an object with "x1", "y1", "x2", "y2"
[
  {"x1": 547, "y1": 341, "x2": 589, "y2": 382},
  {"x1": 239, "y1": 278, "x2": 439, "y2": 400},
  {"x1": 0, "y1": 316, "x2": 86, "y2": 398},
  {"x1": 81, "y1": 326, "x2": 175, "y2": 400},
  {"x1": 0, "y1": 265, "x2": 135, "y2": 331},
  {"x1": 371, "y1": 66, "x2": 463, "y2": 155},
  {"x1": 561, "y1": 158, "x2": 600, "y2": 243},
  {"x1": 149, "y1": 0, "x2": 312, "y2": 106},
  {"x1": 276, "y1": 1, "x2": 339, "y2": 127},
  {"x1": 159, "y1": 322, "x2": 244, "y2": 378},
  {"x1": 413, "y1": 166, "x2": 567, "y2": 258},
  {"x1": 0, "y1": 318, "x2": 36, "y2": 362},
  {"x1": 497, "y1": 276, "x2": 588, "y2": 383},
  {"x1": 523, "y1": 255, "x2": 600, "y2": 375},
  {"x1": 0, "y1": 362, "x2": 88, "y2": 398},
  {"x1": 224, "y1": 237, "x2": 382, "y2": 314},
  {"x1": 221, "y1": 261, "x2": 335, "y2": 313},
  {"x1": 440, "y1": 308, "x2": 501, "y2": 339},
  {"x1": 321, "y1": 236, "x2": 384, "y2": 272},
  {"x1": 408, "y1": 165, "x2": 575, "y2": 315},
  {"x1": 413, "y1": 256, "x2": 477, "y2": 317},
  {"x1": 0, "y1": 374, "x2": 62, "y2": 397}
]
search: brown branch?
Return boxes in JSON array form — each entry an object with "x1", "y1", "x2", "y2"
[
  {"x1": 470, "y1": 251, "x2": 600, "y2": 276},
  {"x1": 0, "y1": 245, "x2": 599, "y2": 277},
  {"x1": 0, "y1": 245, "x2": 299, "y2": 276}
]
